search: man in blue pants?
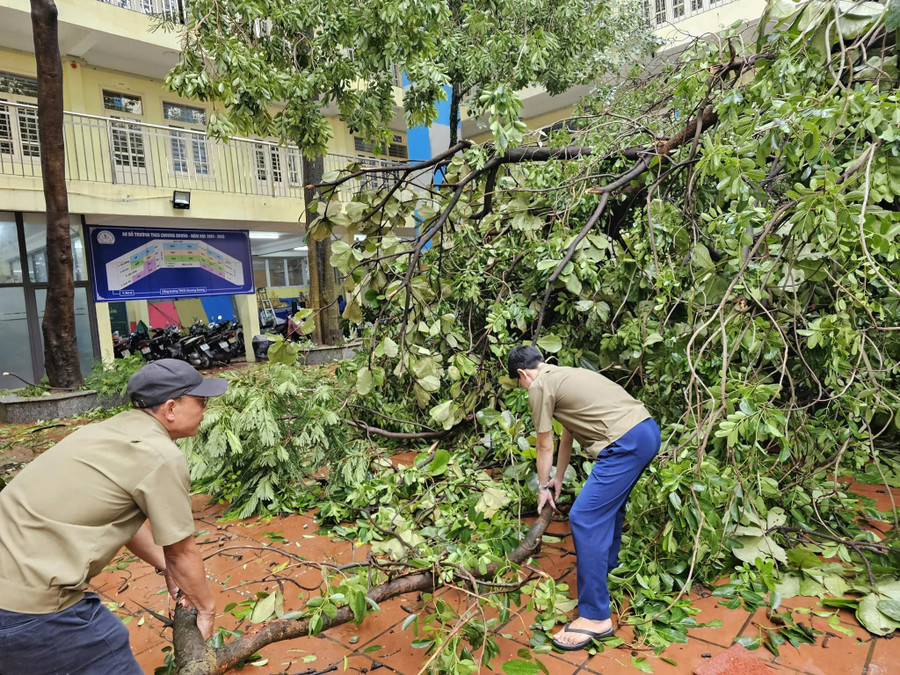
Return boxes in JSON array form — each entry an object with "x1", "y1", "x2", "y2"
[{"x1": 508, "y1": 346, "x2": 661, "y2": 651}]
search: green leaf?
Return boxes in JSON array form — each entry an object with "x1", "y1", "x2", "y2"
[
  {"x1": 631, "y1": 656, "x2": 654, "y2": 673},
  {"x1": 427, "y1": 449, "x2": 451, "y2": 476},
  {"x1": 356, "y1": 367, "x2": 373, "y2": 396},
  {"x1": 876, "y1": 599, "x2": 900, "y2": 622},
  {"x1": 430, "y1": 400, "x2": 453, "y2": 425},
  {"x1": 249, "y1": 590, "x2": 281, "y2": 624},
  {"x1": 857, "y1": 593, "x2": 900, "y2": 635},
  {"x1": 536, "y1": 334, "x2": 562, "y2": 353},
  {"x1": 475, "y1": 485, "x2": 511, "y2": 518},
  {"x1": 501, "y1": 660, "x2": 541, "y2": 675},
  {"x1": 417, "y1": 375, "x2": 441, "y2": 393}
]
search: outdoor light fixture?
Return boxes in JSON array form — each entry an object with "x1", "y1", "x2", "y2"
[
  {"x1": 249, "y1": 232, "x2": 281, "y2": 239},
  {"x1": 172, "y1": 190, "x2": 191, "y2": 209}
]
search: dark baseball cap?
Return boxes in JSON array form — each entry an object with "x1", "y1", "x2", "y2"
[{"x1": 127, "y1": 359, "x2": 228, "y2": 408}]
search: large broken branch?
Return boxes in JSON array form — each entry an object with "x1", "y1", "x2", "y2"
[{"x1": 174, "y1": 508, "x2": 555, "y2": 673}]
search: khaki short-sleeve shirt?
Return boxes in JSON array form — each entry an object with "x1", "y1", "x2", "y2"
[
  {"x1": 528, "y1": 364, "x2": 651, "y2": 459},
  {"x1": 0, "y1": 409, "x2": 195, "y2": 613}
]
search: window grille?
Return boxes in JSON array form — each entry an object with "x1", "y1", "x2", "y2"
[
  {"x1": 111, "y1": 119, "x2": 146, "y2": 168},
  {"x1": 162, "y1": 102, "x2": 207, "y2": 125},
  {"x1": 0, "y1": 72, "x2": 38, "y2": 98},
  {"x1": 103, "y1": 91, "x2": 143, "y2": 115}
]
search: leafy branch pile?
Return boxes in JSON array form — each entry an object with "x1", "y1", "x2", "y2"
[
  {"x1": 310, "y1": 0, "x2": 900, "y2": 646},
  {"x1": 179, "y1": 364, "x2": 370, "y2": 518}
]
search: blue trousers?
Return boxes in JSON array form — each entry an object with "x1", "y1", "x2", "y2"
[
  {"x1": 0, "y1": 593, "x2": 142, "y2": 675},
  {"x1": 569, "y1": 418, "x2": 661, "y2": 621}
]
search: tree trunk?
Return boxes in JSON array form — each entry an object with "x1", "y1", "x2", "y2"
[
  {"x1": 303, "y1": 155, "x2": 342, "y2": 346},
  {"x1": 30, "y1": 0, "x2": 82, "y2": 388}
]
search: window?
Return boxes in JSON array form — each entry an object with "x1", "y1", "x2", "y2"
[
  {"x1": 673, "y1": 0, "x2": 685, "y2": 18},
  {"x1": 16, "y1": 107, "x2": 39, "y2": 157},
  {"x1": 691, "y1": 0, "x2": 704, "y2": 12},
  {"x1": 0, "y1": 73, "x2": 39, "y2": 159},
  {"x1": 0, "y1": 104, "x2": 39, "y2": 158},
  {"x1": 111, "y1": 120, "x2": 146, "y2": 168},
  {"x1": 169, "y1": 127, "x2": 210, "y2": 175},
  {"x1": 0, "y1": 104, "x2": 13, "y2": 155},
  {"x1": 287, "y1": 153, "x2": 300, "y2": 185},
  {"x1": 192, "y1": 136, "x2": 210, "y2": 174},
  {"x1": 388, "y1": 144, "x2": 408, "y2": 159},
  {"x1": 255, "y1": 145, "x2": 268, "y2": 182},
  {"x1": 0, "y1": 72, "x2": 38, "y2": 98},
  {"x1": 655, "y1": 0, "x2": 667, "y2": 24},
  {"x1": 271, "y1": 149, "x2": 282, "y2": 183},
  {"x1": 23, "y1": 214, "x2": 87, "y2": 283},
  {"x1": 103, "y1": 90, "x2": 143, "y2": 115},
  {"x1": 162, "y1": 102, "x2": 207, "y2": 126},
  {"x1": 354, "y1": 137, "x2": 408, "y2": 159},
  {"x1": 0, "y1": 215, "x2": 22, "y2": 284}
]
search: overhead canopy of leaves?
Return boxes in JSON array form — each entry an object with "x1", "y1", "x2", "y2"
[
  {"x1": 318, "y1": 0, "x2": 900, "y2": 640},
  {"x1": 166, "y1": 0, "x2": 648, "y2": 154}
]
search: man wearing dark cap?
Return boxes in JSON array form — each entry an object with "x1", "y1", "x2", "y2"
[{"x1": 0, "y1": 359, "x2": 227, "y2": 674}]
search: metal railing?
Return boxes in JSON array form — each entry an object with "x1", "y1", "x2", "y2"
[
  {"x1": 97, "y1": 0, "x2": 185, "y2": 24},
  {"x1": 0, "y1": 100, "x2": 408, "y2": 200},
  {"x1": 0, "y1": 100, "x2": 309, "y2": 197},
  {"x1": 323, "y1": 152, "x2": 410, "y2": 201},
  {"x1": 645, "y1": 0, "x2": 737, "y2": 27}
]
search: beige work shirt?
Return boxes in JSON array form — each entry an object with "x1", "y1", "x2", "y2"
[
  {"x1": 0, "y1": 408, "x2": 195, "y2": 614},
  {"x1": 528, "y1": 363, "x2": 651, "y2": 459}
]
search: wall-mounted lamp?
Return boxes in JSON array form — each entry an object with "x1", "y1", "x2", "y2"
[{"x1": 172, "y1": 190, "x2": 191, "y2": 209}]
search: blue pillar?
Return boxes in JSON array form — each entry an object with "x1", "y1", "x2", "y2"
[{"x1": 404, "y1": 79, "x2": 457, "y2": 184}]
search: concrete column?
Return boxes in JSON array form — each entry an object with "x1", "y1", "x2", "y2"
[
  {"x1": 125, "y1": 300, "x2": 150, "y2": 329},
  {"x1": 234, "y1": 293, "x2": 259, "y2": 363},
  {"x1": 94, "y1": 301, "x2": 115, "y2": 364}
]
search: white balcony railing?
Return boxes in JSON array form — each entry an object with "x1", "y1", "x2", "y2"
[
  {"x1": 0, "y1": 100, "x2": 405, "y2": 201},
  {"x1": 645, "y1": 0, "x2": 736, "y2": 27},
  {"x1": 324, "y1": 152, "x2": 408, "y2": 197},
  {"x1": 97, "y1": 0, "x2": 185, "y2": 24}
]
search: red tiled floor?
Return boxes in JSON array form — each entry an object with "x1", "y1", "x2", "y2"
[
  {"x1": 687, "y1": 594, "x2": 755, "y2": 646},
  {"x1": 91, "y1": 482, "x2": 900, "y2": 674},
  {"x1": 866, "y1": 636, "x2": 895, "y2": 675},
  {"x1": 736, "y1": 606, "x2": 875, "y2": 674}
]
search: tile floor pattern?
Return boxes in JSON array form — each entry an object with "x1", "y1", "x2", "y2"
[{"x1": 94, "y1": 482, "x2": 899, "y2": 675}]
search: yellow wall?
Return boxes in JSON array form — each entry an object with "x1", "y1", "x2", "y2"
[
  {"x1": 467, "y1": 105, "x2": 577, "y2": 145},
  {"x1": 654, "y1": 1, "x2": 767, "y2": 46}
]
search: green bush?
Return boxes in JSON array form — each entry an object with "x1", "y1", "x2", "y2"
[
  {"x1": 83, "y1": 355, "x2": 145, "y2": 399},
  {"x1": 179, "y1": 364, "x2": 368, "y2": 518}
]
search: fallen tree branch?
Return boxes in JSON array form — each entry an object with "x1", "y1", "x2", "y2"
[
  {"x1": 174, "y1": 508, "x2": 554, "y2": 673},
  {"x1": 346, "y1": 414, "x2": 474, "y2": 439}
]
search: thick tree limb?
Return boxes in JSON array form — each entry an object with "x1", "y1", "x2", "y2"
[
  {"x1": 346, "y1": 419, "x2": 447, "y2": 439},
  {"x1": 174, "y1": 509, "x2": 554, "y2": 673}
]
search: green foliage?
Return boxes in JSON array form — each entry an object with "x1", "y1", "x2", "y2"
[
  {"x1": 323, "y1": 0, "x2": 900, "y2": 646},
  {"x1": 83, "y1": 354, "x2": 145, "y2": 399},
  {"x1": 180, "y1": 364, "x2": 368, "y2": 517},
  {"x1": 167, "y1": 0, "x2": 649, "y2": 154}
]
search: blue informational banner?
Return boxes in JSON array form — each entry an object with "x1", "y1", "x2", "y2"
[{"x1": 86, "y1": 225, "x2": 254, "y2": 302}]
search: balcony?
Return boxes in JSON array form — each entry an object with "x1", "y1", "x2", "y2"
[
  {"x1": 645, "y1": 0, "x2": 739, "y2": 27},
  {"x1": 97, "y1": 0, "x2": 184, "y2": 24},
  {"x1": 0, "y1": 100, "x2": 405, "y2": 203}
]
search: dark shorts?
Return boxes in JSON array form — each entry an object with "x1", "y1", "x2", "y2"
[{"x1": 0, "y1": 593, "x2": 142, "y2": 675}]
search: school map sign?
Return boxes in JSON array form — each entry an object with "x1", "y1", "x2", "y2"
[{"x1": 87, "y1": 225, "x2": 254, "y2": 302}]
